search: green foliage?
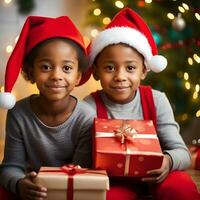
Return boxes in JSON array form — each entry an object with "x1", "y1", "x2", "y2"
[
  {"x1": 87, "y1": 0, "x2": 200, "y2": 129},
  {"x1": 17, "y1": 0, "x2": 35, "y2": 14}
]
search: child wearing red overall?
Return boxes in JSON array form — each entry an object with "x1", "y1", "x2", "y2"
[{"x1": 84, "y1": 7, "x2": 200, "y2": 200}]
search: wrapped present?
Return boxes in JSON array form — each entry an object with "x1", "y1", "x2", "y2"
[
  {"x1": 33, "y1": 165, "x2": 109, "y2": 200},
  {"x1": 189, "y1": 145, "x2": 200, "y2": 170},
  {"x1": 93, "y1": 118, "x2": 164, "y2": 177}
]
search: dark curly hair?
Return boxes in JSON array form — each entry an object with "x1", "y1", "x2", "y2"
[{"x1": 22, "y1": 37, "x2": 88, "y2": 83}]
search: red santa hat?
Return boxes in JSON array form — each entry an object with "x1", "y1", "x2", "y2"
[
  {"x1": 0, "y1": 16, "x2": 87, "y2": 109},
  {"x1": 88, "y1": 7, "x2": 167, "y2": 77}
]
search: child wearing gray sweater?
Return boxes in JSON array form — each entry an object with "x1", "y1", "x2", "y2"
[
  {"x1": 83, "y1": 7, "x2": 199, "y2": 200},
  {"x1": 0, "y1": 16, "x2": 95, "y2": 200}
]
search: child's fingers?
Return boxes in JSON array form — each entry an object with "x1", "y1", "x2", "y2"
[
  {"x1": 142, "y1": 170, "x2": 169, "y2": 183},
  {"x1": 141, "y1": 173, "x2": 163, "y2": 183},
  {"x1": 29, "y1": 184, "x2": 47, "y2": 192},
  {"x1": 141, "y1": 176, "x2": 159, "y2": 183},
  {"x1": 26, "y1": 172, "x2": 48, "y2": 198},
  {"x1": 25, "y1": 184, "x2": 47, "y2": 200},
  {"x1": 26, "y1": 194, "x2": 47, "y2": 200},
  {"x1": 146, "y1": 169, "x2": 162, "y2": 175},
  {"x1": 26, "y1": 171, "x2": 47, "y2": 191},
  {"x1": 141, "y1": 169, "x2": 163, "y2": 183},
  {"x1": 25, "y1": 178, "x2": 47, "y2": 193},
  {"x1": 27, "y1": 189, "x2": 47, "y2": 199},
  {"x1": 26, "y1": 171, "x2": 37, "y2": 179},
  {"x1": 27, "y1": 181, "x2": 47, "y2": 192}
]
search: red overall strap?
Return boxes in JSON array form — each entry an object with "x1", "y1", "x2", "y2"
[
  {"x1": 91, "y1": 91, "x2": 108, "y2": 119},
  {"x1": 139, "y1": 85, "x2": 157, "y2": 129},
  {"x1": 91, "y1": 86, "x2": 157, "y2": 129}
]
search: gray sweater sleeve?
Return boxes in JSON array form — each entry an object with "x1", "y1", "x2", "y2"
[
  {"x1": 153, "y1": 92, "x2": 191, "y2": 170},
  {"x1": 0, "y1": 110, "x2": 26, "y2": 193}
]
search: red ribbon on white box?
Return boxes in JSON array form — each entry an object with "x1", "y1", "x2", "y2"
[
  {"x1": 39, "y1": 165, "x2": 107, "y2": 199},
  {"x1": 40, "y1": 165, "x2": 86, "y2": 200}
]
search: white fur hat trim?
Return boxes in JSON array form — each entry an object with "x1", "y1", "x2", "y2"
[{"x1": 89, "y1": 27, "x2": 167, "y2": 73}]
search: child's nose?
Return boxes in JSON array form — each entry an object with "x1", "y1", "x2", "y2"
[
  {"x1": 114, "y1": 68, "x2": 126, "y2": 81},
  {"x1": 50, "y1": 68, "x2": 63, "y2": 80}
]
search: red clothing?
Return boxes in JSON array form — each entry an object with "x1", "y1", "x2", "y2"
[
  {"x1": 0, "y1": 187, "x2": 18, "y2": 200},
  {"x1": 91, "y1": 85, "x2": 157, "y2": 128},
  {"x1": 91, "y1": 85, "x2": 200, "y2": 200}
]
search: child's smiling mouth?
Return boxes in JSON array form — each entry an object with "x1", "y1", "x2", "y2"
[
  {"x1": 46, "y1": 85, "x2": 66, "y2": 92},
  {"x1": 110, "y1": 86, "x2": 130, "y2": 92}
]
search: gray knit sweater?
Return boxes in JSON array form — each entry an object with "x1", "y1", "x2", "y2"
[
  {"x1": 84, "y1": 89, "x2": 191, "y2": 171},
  {"x1": 0, "y1": 95, "x2": 95, "y2": 193}
]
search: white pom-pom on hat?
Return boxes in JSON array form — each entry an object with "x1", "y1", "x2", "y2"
[
  {"x1": 0, "y1": 92, "x2": 16, "y2": 109},
  {"x1": 148, "y1": 55, "x2": 168, "y2": 73}
]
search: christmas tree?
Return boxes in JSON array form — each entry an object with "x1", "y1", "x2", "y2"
[{"x1": 86, "y1": 0, "x2": 200, "y2": 129}]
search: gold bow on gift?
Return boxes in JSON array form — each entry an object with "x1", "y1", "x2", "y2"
[{"x1": 114, "y1": 121, "x2": 138, "y2": 144}]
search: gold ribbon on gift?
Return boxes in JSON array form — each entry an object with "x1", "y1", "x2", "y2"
[
  {"x1": 113, "y1": 120, "x2": 138, "y2": 144},
  {"x1": 114, "y1": 121, "x2": 137, "y2": 175}
]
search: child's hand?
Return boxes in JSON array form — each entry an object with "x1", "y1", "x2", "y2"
[
  {"x1": 141, "y1": 154, "x2": 172, "y2": 183},
  {"x1": 17, "y1": 171, "x2": 47, "y2": 200}
]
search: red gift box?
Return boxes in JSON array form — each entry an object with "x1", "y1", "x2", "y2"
[{"x1": 93, "y1": 118, "x2": 164, "y2": 177}]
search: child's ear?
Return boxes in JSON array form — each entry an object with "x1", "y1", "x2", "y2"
[
  {"x1": 141, "y1": 66, "x2": 148, "y2": 80},
  {"x1": 75, "y1": 71, "x2": 82, "y2": 86},
  {"x1": 92, "y1": 64, "x2": 100, "y2": 81}
]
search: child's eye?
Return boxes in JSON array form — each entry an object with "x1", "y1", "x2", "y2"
[
  {"x1": 63, "y1": 65, "x2": 72, "y2": 73},
  {"x1": 41, "y1": 64, "x2": 52, "y2": 71},
  {"x1": 126, "y1": 65, "x2": 136, "y2": 72},
  {"x1": 105, "y1": 65, "x2": 115, "y2": 72}
]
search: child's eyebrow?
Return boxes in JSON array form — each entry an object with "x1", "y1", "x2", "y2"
[
  {"x1": 36, "y1": 58, "x2": 76, "y2": 64},
  {"x1": 100, "y1": 60, "x2": 115, "y2": 64},
  {"x1": 124, "y1": 60, "x2": 138, "y2": 64},
  {"x1": 62, "y1": 60, "x2": 76, "y2": 64},
  {"x1": 102, "y1": 60, "x2": 138, "y2": 64}
]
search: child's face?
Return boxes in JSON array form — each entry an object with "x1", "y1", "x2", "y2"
[
  {"x1": 94, "y1": 44, "x2": 147, "y2": 104},
  {"x1": 30, "y1": 40, "x2": 81, "y2": 102}
]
